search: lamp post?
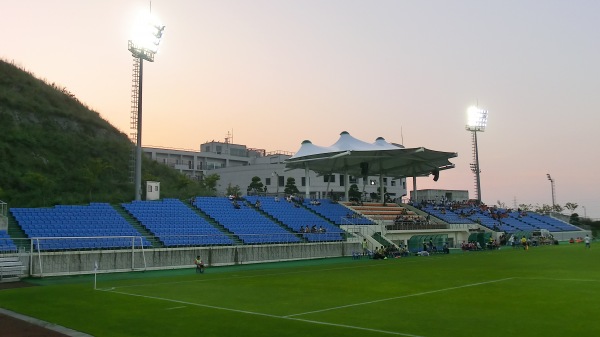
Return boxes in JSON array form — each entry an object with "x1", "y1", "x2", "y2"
[
  {"x1": 128, "y1": 14, "x2": 165, "y2": 200},
  {"x1": 466, "y1": 106, "x2": 488, "y2": 205},
  {"x1": 546, "y1": 174, "x2": 556, "y2": 209}
]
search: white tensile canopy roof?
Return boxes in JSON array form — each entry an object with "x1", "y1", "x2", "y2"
[{"x1": 284, "y1": 131, "x2": 457, "y2": 179}]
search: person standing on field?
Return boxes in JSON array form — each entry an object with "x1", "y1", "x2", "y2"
[
  {"x1": 521, "y1": 236, "x2": 528, "y2": 251},
  {"x1": 584, "y1": 235, "x2": 591, "y2": 249}
]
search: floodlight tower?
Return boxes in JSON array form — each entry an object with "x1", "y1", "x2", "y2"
[
  {"x1": 128, "y1": 14, "x2": 165, "y2": 200},
  {"x1": 546, "y1": 173, "x2": 556, "y2": 208},
  {"x1": 466, "y1": 106, "x2": 488, "y2": 204}
]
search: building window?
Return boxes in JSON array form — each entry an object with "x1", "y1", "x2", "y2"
[
  {"x1": 391, "y1": 180, "x2": 396, "y2": 186},
  {"x1": 301, "y1": 177, "x2": 306, "y2": 186},
  {"x1": 265, "y1": 178, "x2": 271, "y2": 186},
  {"x1": 369, "y1": 179, "x2": 376, "y2": 185},
  {"x1": 349, "y1": 175, "x2": 357, "y2": 184},
  {"x1": 324, "y1": 174, "x2": 335, "y2": 183},
  {"x1": 339, "y1": 174, "x2": 345, "y2": 186},
  {"x1": 383, "y1": 178, "x2": 388, "y2": 186},
  {"x1": 278, "y1": 175, "x2": 285, "y2": 187}
]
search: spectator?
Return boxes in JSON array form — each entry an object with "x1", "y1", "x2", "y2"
[{"x1": 195, "y1": 256, "x2": 205, "y2": 274}]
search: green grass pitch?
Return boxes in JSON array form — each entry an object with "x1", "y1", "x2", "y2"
[{"x1": 0, "y1": 243, "x2": 598, "y2": 337}]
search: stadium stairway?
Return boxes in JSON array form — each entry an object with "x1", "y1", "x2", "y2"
[
  {"x1": 241, "y1": 200, "x2": 309, "y2": 243},
  {"x1": 184, "y1": 199, "x2": 244, "y2": 245},
  {"x1": 6, "y1": 212, "x2": 28, "y2": 251},
  {"x1": 112, "y1": 205, "x2": 164, "y2": 248},
  {"x1": 372, "y1": 231, "x2": 396, "y2": 248}
]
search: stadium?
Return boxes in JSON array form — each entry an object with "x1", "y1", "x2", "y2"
[
  {"x1": 2, "y1": 2, "x2": 599, "y2": 336},
  {"x1": 0, "y1": 130, "x2": 596, "y2": 336}
]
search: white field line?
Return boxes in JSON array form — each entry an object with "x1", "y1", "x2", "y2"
[
  {"x1": 285, "y1": 317, "x2": 427, "y2": 337},
  {"x1": 518, "y1": 277, "x2": 600, "y2": 282},
  {"x1": 99, "y1": 288, "x2": 426, "y2": 337},
  {"x1": 165, "y1": 306, "x2": 187, "y2": 310},
  {"x1": 285, "y1": 277, "x2": 515, "y2": 318}
]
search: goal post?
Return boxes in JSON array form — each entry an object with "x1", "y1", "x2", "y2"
[{"x1": 29, "y1": 236, "x2": 148, "y2": 277}]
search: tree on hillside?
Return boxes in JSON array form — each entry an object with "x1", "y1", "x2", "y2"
[
  {"x1": 247, "y1": 176, "x2": 264, "y2": 195},
  {"x1": 518, "y1": 204, "x2": 533, "y2": 212},
  {"x1": 535, "y1": 204, "x2": 553, "y2": 214},
  {"x1": 284, "y1": 177, "x2": 299, "y2": 195},
  {"x1": 22, "y1": 172, "x2": 55, "y2": 206},
  {"x1": 564, "y1": 202, "x2": 578, "y2": 215},
  {"x1": 80, "y1": 158, "x2": 113, "y2": 202}
]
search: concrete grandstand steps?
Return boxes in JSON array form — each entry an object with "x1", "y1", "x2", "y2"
[
  {"x1": 5, "y1": 213, "x2": 28, "y2": 251},
  {"x1": 241, "y1": 200, "x2": 308, "y2": 243},
  {"x1": 341, "y1": 202, "x2": 416, "y2": 221},
  {"x1": 112, "y1": 205, "x2": 164, "y2": 248},
  {"x1": 185, "y1": 200, "x2": 244, "y2": 245}
]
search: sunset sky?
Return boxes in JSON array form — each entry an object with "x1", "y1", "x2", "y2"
[{"x1": 2, "y1": 0, "x2": 599, "y2": 218}]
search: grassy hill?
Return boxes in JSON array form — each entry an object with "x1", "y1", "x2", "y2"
[{"x1": 0, "y1": 59, "x2": 214, "y2": 207}]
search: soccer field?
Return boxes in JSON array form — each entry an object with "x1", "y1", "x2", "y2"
[{"x1": 0, "y1": 243, "x2": 598, "y2": 337}]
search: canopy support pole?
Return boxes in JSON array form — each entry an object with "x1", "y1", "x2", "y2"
[
  {"x1": 344, "y1": 170, "x2": 349, "y2": 202},
  {"x1": 379, "y1": 174, "x2": 385, "y2": 204},
  {"x1": 413, "y1": 176, "x2": 418, "y2": 203},
  {"x1": 304, "y1": 163, "x2": 310, "y2": 199}
]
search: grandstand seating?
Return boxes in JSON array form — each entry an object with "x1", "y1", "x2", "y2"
[
  {"x1": 122, "y1": 198, "x2": 234, "y2": 247},
  {"x1": 10, "y1": 203, "x2": 151, "y2": 251},
  {"x1": 0, "y1": 230, "x2": 18, "y2": 252},
  {"x1": 422, "y1": 206, "x2": 476, "y2": 225},
  {"x1": 303, "y1": 199, "x2": 373, "y2": 225},
  {"x1": 246, "y1": 196, "x2": 344, "y2": 242},
  {"x1": 194, "y1": 197, "x2": 302, "y2": 244},
  {"x1": 419, "y1": 205, "x2": 582, "y2": 234}
]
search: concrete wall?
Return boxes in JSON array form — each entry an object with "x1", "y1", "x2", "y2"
[{"x1": 25, "y1": 241, "x2": 359, "y2": 277}]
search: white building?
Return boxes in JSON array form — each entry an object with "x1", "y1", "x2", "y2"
[
  {"x1": 410, "y1": 189, "x2": 469, "y2": 203},
  {"x1": 143, "y1": 140, "x2": 406, "y2": 200}
]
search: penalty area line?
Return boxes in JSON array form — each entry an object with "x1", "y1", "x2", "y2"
[
  {"x1": 99, "y1": 289, "x2": 428, "y2": 337},
  {"x1": 285, "y1": 277, "x2": 515, "y2": 318}
]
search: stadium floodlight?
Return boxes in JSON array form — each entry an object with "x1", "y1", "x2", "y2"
[
  {"x1": 128, "y1": 11, "x2": 165, "y2": 201},
  {"x1": 466, "y1": 106, "x2": 488, "y2": 132},
  {"x1": 465, "y1": 106, "x2": 488, "y2": 204},
  {"x1": 547, "y1": 174, "x2": 556, "y2": 208}
]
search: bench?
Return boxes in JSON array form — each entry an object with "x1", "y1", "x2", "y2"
[{"x1": 0, "y1": 257, "x2": 25, "y2": 282}]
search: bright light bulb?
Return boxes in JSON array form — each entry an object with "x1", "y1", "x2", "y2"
[
  {"x1": 466, "y1": 106, "x2": 488, "y2": 131},
  {"x1": 130, "y1": 12, "x2": 164, "y2": 53}
]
